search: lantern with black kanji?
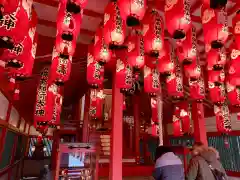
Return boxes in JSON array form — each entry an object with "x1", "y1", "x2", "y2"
[
  {"x1": 166, "y1": 64, "x2": 184, "y2": 100},
  {"x1": 228, "y1": 43, "x2": 240, "y2": 86},
  {"x1": 94, "y1": 27, "x2": 112, "y2": 65},
  {"x1": 49, "y1": 93, "x2": 63, "y2": 128},
  {"x1": 57, "y1": 0, "x2": 82, "y2": 42},
  {"x1": 226, "y1": 81, "x2": 240, "y2": 107},
  {"x1": 115, "y1": 49, "x2": 133, "y2": 93},
  {"x1": 157, "y1": 39, "x2": 175, "y2": 76},
  {"x1": 208, "y1": 82, "x2": 226, "y2": 105},
  {"x1": 206, "y1": 47, "x2": 227, "y2": 71},
  {"x1": 143, "y1": 65, "x2": 160, "y2": 96},
  {"x1": 175, "y1": 102, "x2": 191, "y2": 134},
  {"x1": 208, "y1": 69, "x2": 225, "y2": 85},
  {"x1": 55, "y1": 34, "x2": 77, "y2": 58},
  {"x1": 232, "y1": 11, "x2": 240, "y2": 49},
  {"x1": 0, "y1": 0, "x2": 19, "y2": 19},
  {"x1": 172, "y1": 113, "x2": 182, "y2": 137},
  {"x1": 89, "y1": 89, "x2": 104, "y2": 120},
  {"x1": 125, "y1": 29, "x2": 144, "y2": 70},
  {"x1": 103, "y1": 1, "x2": 126, "y2": 49},
  {"x1": 176, "y1": 27, "x2": 197, "y2": 65},
  {"x1": 65, "y1": 0, "x2": 88, "y2": 14},
  {"x1": 201, "y1": 6, "x2": 228, "y2": 49},
  {"x1": 87, "y1": 45, "x2": 104, "y2": 88},
  {"x1": 214, "y1": 104, "x2": 231, "y2": 133},
  {"x1": 184, "y1": 61, "x2": 201, "y2": 82},
  {"x1": 49, "y1": 56, "x2": 72, "y2": 86},
  {"x1": 165, "y1": 0, "x2": 192, "y2": 40},
  {"x1": 117, "y1": 0, "x2": 147, "y2": 27},
  {"x1": 189, "y1": 77, "x2": 205, "y2": 101},
  {"x1": 0, "y1": 4, "x2": 31, "y2": 49},
  {"x1": 34, "y1": 68, "x2": 52, "y2": 126},
  {"x1": 142, "y1": 9, "x2": 164, "y2": 57}
]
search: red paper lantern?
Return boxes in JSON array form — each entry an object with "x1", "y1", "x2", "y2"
[
  {"x1": 87, "y1": 45, "x2": 104, "y2": 88},
  {"x1": 201, "y1": 6, "x2": 229, "y2": 49},
  {"x1": 117, "y1": 0, "x2": 147, "y2": 27},
  {"x1": 189, "y1": 78, "x2": 205, "y2": 101},
  {"x1": 165, "y1": 0, "x2": 192, "y2": 40},
  {"x1": 176, "y1": 27, "x2": 197, "y2": 65},
  {"x1": 89, "y1": 89, "x2": 104, "y2": 120},
  {"x1": 226, "y1": 82, "x2": 240, "y2": 107},
  {"x1": 49, "y1": 56, "x2": 72, "y2": 86},
  {"x1": 174, "y1": 102, "x2": 191, "y2": 133},
  {"x1": 49, "y1": 93, "x2": 63, "y2": 128},
  {"x1": 144, "y1": 65, "x2": 160, "y2": 96},
  {"x1": 228, "y1": 45, "x2": 240, "y2": 86},
  {"x1": 208, "y1": 69, "x2": 225, "y2": 84},
  {"x1": 94, "y1": 27, "x2": 112, "y2": 64},
  {"x1": 34, "y1": 68, "x2": 53, "y2": 125},
  {"x1": 103, "y1": 1, "x2": 126, "y2": 48},
  {"x1": 1, "y1": 33, "x2": 32, "y2": 70},
  {"x1": 232, "y1": 11, "x2": 240, "y2": 49},
  {"x1": 166, "y1": 64, "x2": 184, "y2": 99},
  {"x1": 206, "y1": 47, "x2": 227, "y2": 71},
  {"x1": 0, "y1": 3, "x2": 32, "y2": 49},
  {"x1": 0, "y1": 0, "x2": 19, "y2": 18},
  {"x1": 65, "y1": 0, "x2": 88, "y2": 14},
  {"x1": 208, "y1": 82, "x2": 226, "y2": 105},
  {"x1": 157, "y1": 40, "x2": 175, "y2": 75},
  {"x1": 184, "y1": 61, "x2": 201, "y2": 81},
  {"x1": 125, "y1": 29, "x2": 144, "y2": 70},
  {"x1": 214, "y1": 104, "x2": 231, "y2": 133},
  {"x1": 57, "y1": 0, "x2": 82, "y2": 42},
  {"x1": 115, "y1": 49, "x2": 133, "y2": 92},
  {"x1": 172, "y1": 115, "x2": 182, "y2": 137},
  {"x1": 142, "y1": 9, "x2": 164, "y2": 56},
  {"x1": 55, "y1": 33, "x2": 77, "y2": 57}
]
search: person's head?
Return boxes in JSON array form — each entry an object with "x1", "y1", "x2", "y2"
[
  {"x1": 191, "y1": 142, "x2": 208, "y2": 156},
  {"x1": 155, "y1": 146, "x2": 173, "y2": 162},
  {"x1": 208, "y1": 147, "x2": 220, "y2": 160}
]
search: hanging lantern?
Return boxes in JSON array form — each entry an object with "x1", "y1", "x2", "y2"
[
  {"x1": 208, "y1": 82, "x2": 226, "y2": 105},
  {"x1": 57, "y1": 0, "x2": 82, "y2": 42},
  {"x1": 49, "y1": 93, "x2": 63, "y2": 128},
  {"x1": 206, "y1": 47, "x2": 227, "y2": 71},
  {"x1": 142, "y1": 9, "x2": 164, "y2": 57},
  {"x1": 208, "y1": 69, "x2": 225, "y2": 85},
  {"x1": 0, "y1": 0, "x2": 19, "y2": 19},
  {"x1": 214, "y1": 104, "x2": 231, "y2": 133},
  {"x1": 189, "y1": 77, "x2": 205, "y2": 101},
  {"x1": 115, "y1": 50, "x2": 133, "y2": 93},
  {"x1": 228, "y1": 45, "x2": 240, "y2": 86},
  {"x1": 176, "y1": 27, "x2": 197, "y2": 65},
  {"x1": 125, "y1": 29, "x2": 144, "y2": 70},
  {"x1": 1, "y1": 34, "x2": 32, "y2": 70},
  {"x1": 55, "y1": 34, "x2": 77, "y2": 57},
  {"x1": 34, "y1": 68, "x2": 52, "y2": 126},
  {"x1": 0, "y1": 2, "x2": 32, "y2": 49},
  {"x1": 226, "y1": 82, "x2": 240, "y2": 107},
  {"x1": 165, "y1": 0, "x2": 192, "y2": 40},
  {"x1": 117, "y1": 0, "x2": 147, "y2": 27},
  {"x1": 166, "y1": 63, "x2": 184, "y2": 100},
  {"x1": 65, "y1": 0, "x2": 88, "y2": 14},
  {"x1": 87, "y1": 45, "x2": 104, "y2": 89},
  {"x1": 103, "y1": 1, "x2": 126, "y2": 49},
  {"x1": 157, "y1": 40, "x2": 175, "y2": 76},
  {"x1": 172, "y1": 114, "x2": 182, "y2": 137},
  {"x1": 232, "y1": 11, "x2": 240, "y2": 50},
  {"x1": 144, "y1": 65, "x2": 160, "y2": 96},
  {"x1": 89, "y1": 89, "x2": 104, "y2": 120},
  {"x1": 49, "y1": 56, "x2": 72, "y2": 86},
  {"x1": 201, "y1": 6, "x2": 228, "y2": 49},
  {"x1": 184, "y1": 61, "x2": 201, "y2": 81},
  {"x1": 94, "y1": 27, "x2": 112, "y2": 65}
]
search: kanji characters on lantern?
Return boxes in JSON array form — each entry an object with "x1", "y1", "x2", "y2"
[
  {"x1": 142, "y1": 9, "x2": 164, "y2": 57},
  {"x1": 226, "y1": 82, "x2": 240, "y2": 107},
  {"x1": 228, "y1": 44, "x2": 240, "y2": 86},
  {"x1": 214, "y1": 104, "x2": 231, "y2": 133},
  {"x1": 89, "y1": 89, "x2": 104, "y2": 120},
  {"x1": 165, "y1": 0, "x2": 192, "y2": 40},
  {"x1": 144, "y1": 65, "x2": 160, "y2": 96},
  {"x1": 103, "y1": 1, "x2": 126, "y2": 49},
  {"x1": 189, "y1": 78, "x2": 205, "y2": 101},
  {"x1": 118, "y1": 0, "x2": 147, "y2": 27},
  {"x1": 201, "y1": 6, "x2": 229, "y2": 49},
  {"x1": 232, "y1": 11, "x2": 240, "y2": 49},
  {"x1": 206, "y1": 47, "x2": 227, "y2": 71}
]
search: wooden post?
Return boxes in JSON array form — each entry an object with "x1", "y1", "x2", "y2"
[{"x1": 109, "y1": 71, "x2": 123, "y2": 180}]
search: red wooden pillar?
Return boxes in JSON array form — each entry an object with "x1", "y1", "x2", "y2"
[
  {"x1": 109, "y1": 71, "x2": 123, "y2": 180},
  {"x1": 192, "y1": 102, "x2": 208, "y2": 145},
  {"x1": 133, "y1": 96, "x2": 140, "y2": 164},
  {"x1": 82, "y1": 92, "x2": 90, "y2": 143}
]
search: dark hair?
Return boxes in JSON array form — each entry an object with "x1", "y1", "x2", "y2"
[{"x1": 155, "y1": 146, "x2": 172, "y2": 162}]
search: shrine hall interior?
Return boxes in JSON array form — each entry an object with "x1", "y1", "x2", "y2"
[{"x1": 1, "y1": 0, "x2": 240, "y2": 179}]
